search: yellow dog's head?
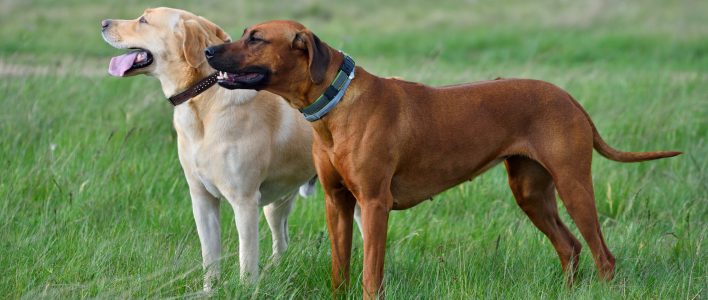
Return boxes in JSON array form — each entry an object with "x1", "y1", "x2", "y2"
[{"x1": 101, "y1": 7, "x2": 230, "y2": 78}]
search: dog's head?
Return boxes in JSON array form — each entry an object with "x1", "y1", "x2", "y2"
[
  {"x1": 205, "y1": 20, "x2": 333, "y2": 106},
  {"x1": 101, "y1": 7, "x2": 231, "y2": 78}
]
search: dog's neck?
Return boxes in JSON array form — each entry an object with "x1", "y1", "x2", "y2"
[
  {"x1": 156, "y1": 64, "x2": 215, "y2": 100},
  {"x1": 303, "y1": 50, "x2": 346, "y2": 108},
  {"x1": 302, "y1": 51, "x2": 367, "y2": 146},
  {"x1": 154, "y1": 62, "x2": 257, "y2": 120},
  {"x1": 268, "y1": 50, "x2": 346, "y2": 110},
  {"x1": 171, "y1": 80, "x2": 258, "y2": 139}
]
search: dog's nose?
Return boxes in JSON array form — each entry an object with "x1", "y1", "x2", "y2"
[
  {"x1": 101, "y1": 19, "x2": 111, "y2": 30},
  {"x1": 204, "y1": 47, "x2": 216, "y2": 60}
]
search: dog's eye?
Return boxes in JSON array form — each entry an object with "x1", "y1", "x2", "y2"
[
  {"x1": 248, "y1": 34, "x2": 265, "y2": 45},
  {"x1": 139, "y1": 16, "x2": 148, "y2": 24}
]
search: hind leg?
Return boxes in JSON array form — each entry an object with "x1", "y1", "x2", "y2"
[
  {"x1": 264, "y1": 193, "x2": 296, "y2": 258},
  {"x1": 552, "y1": 170, "x2": 616, "y2": 281},
  {"x1": 540, "y1": 139, "x2": 616, "y2": 281},
  {"x1": 505, "y1": 156, "x2": 582, "y2": 283}
]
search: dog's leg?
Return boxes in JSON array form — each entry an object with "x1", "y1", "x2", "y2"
[
  {"x1": 316, "y1": 153, "x2": 357, "y2": 293},
  {"x1": 544, "y1": 150, "x2": 616, "y2": 281},
  {"x1": 358, "y1": 193, "x2": 393, "y2": 300},
  {"x1": 264, "y1": 193, "x2": 296, "y2": 258},
  {"x1": 504, "y1": 156, "x2": 582, "y2": 285},
  {"x1": 324, "y1": 186, "x2": 356, "y2": 292},
  {"x1": 224, "y1": 191, "x2": 261, "y2": 283},
  {"x1": 188, "y1": 184, "x2": 221, "y2": 292},
  {"x1": 553, "y1": 174, "x2": 616, "y2": 281}
]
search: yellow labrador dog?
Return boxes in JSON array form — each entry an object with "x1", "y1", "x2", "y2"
[{"x1": 100, "y1": 7, "x2": 317, "y2": 290}]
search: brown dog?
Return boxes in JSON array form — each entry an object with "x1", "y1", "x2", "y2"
[{"x1": 204, "y1": 20, "x2": 681, "y2": 298}]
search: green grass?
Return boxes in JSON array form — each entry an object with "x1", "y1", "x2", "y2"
[{"x1": 1, "y1": 0, "x2": 705, "y2": 298}]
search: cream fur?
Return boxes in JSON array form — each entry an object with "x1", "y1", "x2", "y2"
[{"x1": 102, "y1": 7, "x2": 316, "y2": 291}]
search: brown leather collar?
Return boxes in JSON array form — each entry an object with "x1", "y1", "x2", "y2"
[{"x1": 167, "y1": 72, "x2": 219, "y2": 106}]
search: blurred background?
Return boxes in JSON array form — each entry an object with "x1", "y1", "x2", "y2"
[{"x1": 1, "y1": 0, "x2": 705, "y2": 298}]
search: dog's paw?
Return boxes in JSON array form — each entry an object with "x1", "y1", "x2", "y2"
[{"x1": 202, "y1": 284, "x2": 216, "y2": 297}]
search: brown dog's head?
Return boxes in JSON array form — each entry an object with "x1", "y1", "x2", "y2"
[
  {"x1": 205, "y1": 20, "x2": 333, "y2": 106},
  {"x1": 101, "y1": 7, "x2": 230, "y2": 78}
]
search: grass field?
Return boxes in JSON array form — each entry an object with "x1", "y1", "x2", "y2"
[{"x1": 1, "y1": 0, "x2": 706, "y2": 298}]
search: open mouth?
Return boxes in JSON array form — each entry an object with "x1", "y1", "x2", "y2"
[
  {"x1": 108, "y1": 48, "x2": 153, "y2": 77},
  {"x1": 216, "y1": 67, "x2": 269, "y2": 90}
]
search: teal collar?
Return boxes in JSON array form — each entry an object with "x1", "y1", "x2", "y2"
[{"x1": 300, "y1": 54, "x2": 355, "y2": 122}]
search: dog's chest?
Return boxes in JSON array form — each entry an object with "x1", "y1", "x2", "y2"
[
  {"x1": 173, "y1": 105, "x2": 202, "y2": 138},
  {"x1": 174, "y1": 106, "x2": 224, "y2": 198}
]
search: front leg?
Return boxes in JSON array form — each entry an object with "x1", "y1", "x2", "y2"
[
  {"x1": 359, "y1": 196, "x2": 392, "y2": 300},
  {"x1": 188, "y1": 183, "x2": 221, "y2": 292},
  {"x1": 343, "y1": 162, "x2": 395, "y2": 299},
  {"x1": 324, "y1": 186, "x2": 357, "y2": 291},
  {"x1": 314, "y1": 151, "x2": 356, "y2": 293},
  {"x1": 225, "y1": 191, "x2": 261, "y2": 283}
]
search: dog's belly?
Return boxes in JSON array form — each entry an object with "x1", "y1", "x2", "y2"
[
  {"x1": 390, "y1": 157, "x2": 504, "y2": 209},
  {"x1": 258, "y1": 179, "x2": 299, "y2": 206}
]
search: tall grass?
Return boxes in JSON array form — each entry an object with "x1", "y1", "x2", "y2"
[{"x1": 1, "y1": 0, "x2": 705, "y2": 298}]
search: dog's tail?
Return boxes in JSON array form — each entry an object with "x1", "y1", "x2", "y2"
[
  {"x1": 568, "y1": 95, "x2": 682, "y2": 163},
  {"x1": 298, "y1": 175, "x2": 319, "y2": 197}
]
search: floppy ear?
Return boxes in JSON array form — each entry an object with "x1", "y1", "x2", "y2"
[
  {"x1": 197, "y1": 16, "x2": 231, "y2": 43},
  {"x1": 215, "y1": 27, "x2": 231, "y2": 43},
  {"x1": 179, "y1": 19, "x2": 209, "y2": 68},
  {"x1": 294, "y1": 31, "x2": 331, "y2": 84}
]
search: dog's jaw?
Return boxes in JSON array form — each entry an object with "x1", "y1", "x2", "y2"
[{"x1": 215, "y1": 68, "x2": 271, "y2": 91}]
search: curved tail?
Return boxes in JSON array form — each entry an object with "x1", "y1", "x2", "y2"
[{"x1": 568, "y1": 95, "x2": 682, "y2": 163}]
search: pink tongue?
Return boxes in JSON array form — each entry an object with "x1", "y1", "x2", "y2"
[{"x1": 108, "y1": 52, "x2": 139, "y2": 77}]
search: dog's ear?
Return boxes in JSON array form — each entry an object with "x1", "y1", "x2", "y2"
[
  {"x1": 197, "y1": 16, "x2": 231, "y2": 43},
  {"x1": 215, "y1": 27, "x2": 232, "y2": 43},
  {"x1": 178, "y1": 19, "x2": 209, "y2": 68},
  {"x1": 294, "y1": 31, "x2": 331, "y2": 84}
]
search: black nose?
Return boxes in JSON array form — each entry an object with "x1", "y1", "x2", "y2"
[
  {"x1": 101, "y1": 19, "x2": 111, "y2": 30},
  {"x1": 204, "y1": 47, "x2": 216, "y2": 59}
]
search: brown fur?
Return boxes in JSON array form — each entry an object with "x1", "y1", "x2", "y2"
[{"x1": 206, "y1": 20, "x2": 681, "y2": 299}]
